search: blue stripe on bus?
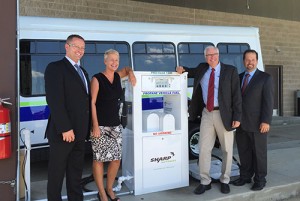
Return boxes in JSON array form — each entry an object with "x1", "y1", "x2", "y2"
[{"x1": 20, "y1": 106, "x2": 50, "y2": 122}]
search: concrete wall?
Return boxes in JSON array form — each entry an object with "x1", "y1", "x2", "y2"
[{"x1": 20, "y1": 0, "x2": 300, "y2": 116}]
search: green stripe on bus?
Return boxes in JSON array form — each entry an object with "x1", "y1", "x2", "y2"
[{"x1": 20, "y1": 101, "x2": 47, "y2": 107}]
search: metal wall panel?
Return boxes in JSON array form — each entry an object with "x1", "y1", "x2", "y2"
[{"x1": 0, "y1": 0, "x2": 17, "y2": 200}]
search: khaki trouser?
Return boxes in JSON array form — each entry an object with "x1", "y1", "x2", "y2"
[{"x1": 199, "y1": 108, "x2": 234, "y2": 185}]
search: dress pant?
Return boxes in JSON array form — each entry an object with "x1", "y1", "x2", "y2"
[
  {"x1": 236, "y1": 127, "x2": 267, "y2": 184},
  {"x1": 199, "y1": 108, "x2": 234, "y2": 185},
  {"x1": 47, "y1": 139, "x2": 85, "y2": 201}
]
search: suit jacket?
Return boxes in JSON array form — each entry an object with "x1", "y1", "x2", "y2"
[
  {"x1": 239, "y1": 69, "x2": 274, "y2": 132},
  {"x1": 44, "y1": 57, "x2": 91, "y2": 142},
  {"x1": 183, "y1": 62, "x2": 242, "y2": 131}
]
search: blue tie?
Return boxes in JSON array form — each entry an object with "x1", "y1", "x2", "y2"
[{"x1": 74, "y1": 64, "x2": 87, "y2": 89}]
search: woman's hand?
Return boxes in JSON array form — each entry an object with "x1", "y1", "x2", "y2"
[
  {"x1": 128, "y1": 71, "x2": 136, "y2": 86},
  {"x1": 91, "y1": 126, "x2": 101, "y2": 138}
]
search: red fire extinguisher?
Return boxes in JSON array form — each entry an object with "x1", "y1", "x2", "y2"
[{"x1": 0, "y1": 98, "x2": 12, "y2": 159}]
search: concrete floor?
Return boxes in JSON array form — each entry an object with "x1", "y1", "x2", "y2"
[{"x1": 23, "y1": 117, "x2": 300, "y2": 201}]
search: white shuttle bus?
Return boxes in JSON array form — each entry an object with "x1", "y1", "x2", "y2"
[{"x1": 19, "y1": 16, "x2": 263, "y2": 160}]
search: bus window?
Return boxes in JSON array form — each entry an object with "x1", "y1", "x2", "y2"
[
  {"x1": 178, "y1": 42, "x2": 213, "y2": 86},
  {"x1": 217, "y1": 43, "x2": 250, "y2": 73},
  {"x1": 133, "y1": 42, "x2": 176, "y2": 72},
  {"x1": 20, "y1": 40, "x2": 131, "y2": 96},
  {"x1": 20, "y1": 40, "x2": 65, "y2": 97},
  {"x1": 35, "y1": 41, "x2": 61, "y2": 53},
  {"x1": 178, "y1": 42, "x2": 213, "y2": 67}
]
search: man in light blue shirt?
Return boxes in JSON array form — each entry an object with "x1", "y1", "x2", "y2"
[{"x1": 176, "y1": 46, "x2": 242, "y2": 195}]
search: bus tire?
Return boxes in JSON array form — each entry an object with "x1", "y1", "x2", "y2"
[
  {"x1": 188, "y1": 126, "x2": 200, "y2": 160},
  {"x1": 188, "y1": 124, "x2": 222, "y2": 160}
]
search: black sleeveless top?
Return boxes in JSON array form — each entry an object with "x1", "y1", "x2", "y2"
[{"x1": 93, "y1": 72, "x2": 122, "y2": 126}]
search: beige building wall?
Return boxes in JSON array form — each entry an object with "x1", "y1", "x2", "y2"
[{"x1": 20, "y1": 0, "x2": 300, "y2": 116}]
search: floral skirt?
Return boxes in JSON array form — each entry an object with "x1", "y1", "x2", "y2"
[{"x1": 90, "y1": 125, "x2": 122, "y2": 162}]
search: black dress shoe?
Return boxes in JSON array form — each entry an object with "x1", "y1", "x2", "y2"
[
  {"x1": 251, "y1": 182, "x2": 265, "y2": 191},
  {"x1": 220, "y1": 183, "x2": 230, "y2": 194},
  {"x1": 232, "y1": 178, "x2": 252, "y2": 186},
  {"x1": 193, "y1": 183, "x2": 211, "y2": 194}
]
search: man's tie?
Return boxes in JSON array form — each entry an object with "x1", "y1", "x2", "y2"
[
  {"x1": 74, "y1": 64, "x2": 87, "y2": 89},
  {"x1": 241, "y1": 73, "x2": 250, "y2": 94},
  {"x1": 207, "y1": 68, "x2": 215, "y2": 112}
]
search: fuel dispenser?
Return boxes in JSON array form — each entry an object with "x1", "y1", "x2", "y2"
[{"x1": 122, "y1": 71, "x2": 189, "y2": 195}]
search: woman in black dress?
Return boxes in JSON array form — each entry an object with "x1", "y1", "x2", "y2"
[{"x1": 90, "y1": 49, "x2": 136, "y2": 201}]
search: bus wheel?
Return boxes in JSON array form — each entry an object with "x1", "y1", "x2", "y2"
[{"x1": 188, "y1": 126, "x2": 200, "y2": 160}]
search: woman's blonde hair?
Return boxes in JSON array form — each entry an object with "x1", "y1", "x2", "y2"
[{"x1": 104, "y1": 49, "x2": 119, "y2": 60}]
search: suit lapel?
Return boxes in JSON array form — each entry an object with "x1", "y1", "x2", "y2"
[
  {"x1": 248, "y1": 69, "x2": 261, "y2": 87},
  {"x1": 240, "y1": 72, "x2": 245, "y2": 85},
  {"x1": 82, "y1": 69, "x2": 90, "y2": 92},
  {"x1": 218, "y1": 63, "x2": 226, "y2": 91},
  {"x1": 194, "y1": 63, "x2": 209, "y2": 91},
  {"x1": 249, "y1": 69, "x2": 261, "y2": 84}
]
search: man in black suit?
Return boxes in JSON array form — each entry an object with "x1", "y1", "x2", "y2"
[
  {"x1": 44, "y1": 34, "x2": 90, "y2": 201},
  {"x1": 176, "y1": 46, "x2": 242, "y2": 194},
  {"x1": 233, "y1": 49, "x2": 274, "y2": 191}
]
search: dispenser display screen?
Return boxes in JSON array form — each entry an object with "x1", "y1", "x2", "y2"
[
  {"x1": 141, "y1": 75, "x2": 181, "y2": 91},
  {"x1": 142, "y1": 96, "x2": 163, "y2": 110}
]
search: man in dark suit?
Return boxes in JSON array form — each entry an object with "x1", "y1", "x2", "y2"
[
  {"x1": 233, "y1": 49, "x2": 274, "y2": 191},
  {"x1": 176, "y1": 46, "x2": 242, "y2": 194},
  {"x1": 44, "y1": 34, "x2": 90, "y2": 201}
]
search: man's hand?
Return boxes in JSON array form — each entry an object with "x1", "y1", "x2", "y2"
[
  {"x1": 62, "y1": 130, "x2": 75, "y2": 143},
  {"x1": 232, "y1": 121, "x2": 240, "y2": 128},
  {"x1": 260, "y1": 122, "x2": 270, "y2": 133}
]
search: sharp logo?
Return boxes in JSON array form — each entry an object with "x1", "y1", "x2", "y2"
[{"x1": 150, "y1": 152, "x2": 175, "y2": 163}]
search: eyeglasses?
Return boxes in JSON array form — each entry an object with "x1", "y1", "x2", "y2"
[
  {"x1": 205, "y1": 53, "x2": 219, "y2": 57},
  {"x1": 67, "y1": 43, "x2": 85, "y2": 51}
]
